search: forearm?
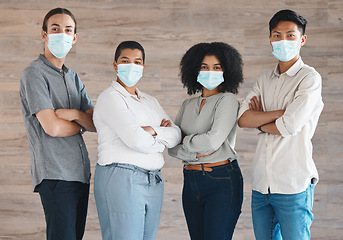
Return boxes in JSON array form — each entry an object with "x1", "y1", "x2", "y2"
[
  {"x1": 55, "y1": 108, "x2": 96, "y2": 132},
  {"x1": 238, "y1": 109, "x2": 284, "y2": 128},
  {"x1": 51, "y1": 119, "x2": 81, "y2": 137},
  {"x1": 74, "y1": 110, "x2": 96, "y2": 132},
  {"x1": 260, "y1": 122, "x2": 281, "y2": 135}
]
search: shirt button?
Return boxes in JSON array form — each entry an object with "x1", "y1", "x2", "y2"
[{"x1": 80, "y1": 144, "x2": 83, "y2": 147}]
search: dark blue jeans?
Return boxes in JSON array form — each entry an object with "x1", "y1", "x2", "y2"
[
  {"x1": 37, "y1": 180, "x2": 90, "y2": 240},
  {"x1": 182, "y1": 160, "x2": 243, "y2": 240}
]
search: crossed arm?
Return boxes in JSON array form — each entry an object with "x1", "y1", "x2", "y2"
[
  {"x1": 36, "y1": 108, "x2": 95, "y2": 138},
  {"x1": 238, "y1": 96, "x2": 284, "y2": 135}
]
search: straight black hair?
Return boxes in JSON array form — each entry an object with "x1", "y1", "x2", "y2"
[
  {"x1": 114, "y1": 41, "x2": 145, "y2": 63},
  {"x1": 42, "y1": 8, "x2": 77, "y2": 33},
  {"x1": 269, "y1": 9, "x2": 307, "y2": 35}
]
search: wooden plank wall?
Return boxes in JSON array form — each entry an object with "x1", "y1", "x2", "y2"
[{"x1": 0, "y1": 0, "x2": 342, "y2": 239}]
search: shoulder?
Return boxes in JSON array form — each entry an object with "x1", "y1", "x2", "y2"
[
  {"x1": 257, "y1": 68, "x2": 275, "y2": 81},
  {"x1": 216, "y1": 92, "x2": 239, "y2": 107},
  {"x1": 21, "y1": 62, "x2": 46, "y2": 86},
  {"x1": 182, "y1": 96, "x2": 198, "y2": 106},
  {"x1": 299, "y1": 64, "x2": 321, "y2": 80}
]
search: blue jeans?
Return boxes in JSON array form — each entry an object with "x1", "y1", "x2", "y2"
[
  {"x1": 94, "y1": 163, "x2": 164, "y2": 240},
  {"x1": 37, "y1": 180, "x2": 89, "y2": 240},
  {"x1": 252, "y1": 184, "x2": 315, "y2": 240},
  {"x1": 182, "y1": 160, "x2": 243, "y2": 240}
]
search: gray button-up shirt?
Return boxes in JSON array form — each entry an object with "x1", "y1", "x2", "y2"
[{"x1": 20, "y1": 54, "x2": 94, "y2": 191}]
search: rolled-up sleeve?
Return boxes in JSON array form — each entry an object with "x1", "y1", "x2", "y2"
[{"x1": 276, "y1": 72, "x2": 324, "y2": 137}]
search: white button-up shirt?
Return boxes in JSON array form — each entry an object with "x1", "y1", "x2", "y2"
[
  {"x1": 93, "y1": 81, "x2": 181, "y2": 170},
  {"x1": 238, "y1": 58, "x2": 324, "y2": 194}
]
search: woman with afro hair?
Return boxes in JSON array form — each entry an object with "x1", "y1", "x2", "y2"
[{"x1": 168, "y1": 42, "x2": 244, "y2": 240}]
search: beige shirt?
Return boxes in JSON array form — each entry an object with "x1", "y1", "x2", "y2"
[
  {"x1": 238, "y1": 58, "x2": 324, "y2": 194},
  {"x1": 169, "y1": 92, "x2": 239, "y2": 164}
]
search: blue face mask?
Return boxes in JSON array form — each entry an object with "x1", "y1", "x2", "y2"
[
  {"x1": 117, "y1": 63, "x2": 144, "y2": 87},
  {"x1": 47, "y1": 33, "x2": 73, "y2": 58},
  {"x1": 197, "y1": 71, "x2": 224, "y2": 90},
  {"x1": 271, "y1": 40, "x2": 299, "y2": 62}
]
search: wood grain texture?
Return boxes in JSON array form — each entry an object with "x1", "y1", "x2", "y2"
[{"x1": 0, "y1": 0, "x2": 342, "y2": 239}]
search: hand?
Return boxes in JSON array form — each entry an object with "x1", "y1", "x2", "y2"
[
  {"x1": 141, "y1": 126, "x2": 157, "y2": 136},
  {"x1": 249, "y1": 96, "x2": 263, "y2": 112},
  {"x1": 196, "y1": 152, "x2": 214, "y2": 158},
  {"x1": 55, "y1": 109, "x2": 78, "y2": 122},
  {"x1": 160, "y1": 118, "x2": 172, "y2": 127}
]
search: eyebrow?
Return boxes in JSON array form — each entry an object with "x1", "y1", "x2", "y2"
[
  {"x1": 50, "y1": 23, "x2": 73, "y2": 28},
  {"x1": 272, "y1": 30, "x2": 296, "y2": 34},
  {"x1": 120, "y1": 56, "x2": 143, "y2": 61},
  {"x1": 201, "y1": 63, "x2": 221, "y2": 65}
]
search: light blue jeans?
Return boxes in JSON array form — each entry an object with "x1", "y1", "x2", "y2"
[
  {"x1": 252, "y1": 183, "x2": 314, "y2": 240},
  {"x1": 94, "y1": 163, "x2": 164, "y2": 240}
]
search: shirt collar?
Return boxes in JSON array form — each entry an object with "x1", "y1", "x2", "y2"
[
  {"x1": 273, "y1": 57, "x2": 304, "y2": 77},
  {"x1": 38, "y1": 54, "x2": 69, "y2": 74},
  {"x1": 111, "y1": 81, "x2": 146, "y2": 100}
]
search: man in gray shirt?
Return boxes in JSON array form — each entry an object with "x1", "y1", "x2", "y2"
[{"x1": 20, "y1": 8, "x2": 95, "y2": 240}]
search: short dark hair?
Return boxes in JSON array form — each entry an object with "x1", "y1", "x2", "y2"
[
  {"x1": 42, "y1": 8, "x2": 77, "y2": 33},
  {"x1": 114, "y1": 41, "x2": 145, "y2": 63},
  {"x1": 180, "y1": 42, "x2": 243, "y2": 95},
  {"x1": 269, "y1": 9, "x2": 307, "y2": 35}
]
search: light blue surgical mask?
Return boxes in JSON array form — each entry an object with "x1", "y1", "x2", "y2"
[
  {"x1": 271, "y1": 40, "x2": 299, "y2": 62},
  {"x1": 117, "y1": 63, "x2": 144, "y2": 87},
  {"x1": 197, "y1": 71, "x2": 224, "y2": 90},
  {"x1": 47, "y1": 33, "x2": 73, "y2": 58}
]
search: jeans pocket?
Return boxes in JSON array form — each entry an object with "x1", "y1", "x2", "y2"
[{"x1": 205, "y1": 165, "x2": 231, "y2": 180}]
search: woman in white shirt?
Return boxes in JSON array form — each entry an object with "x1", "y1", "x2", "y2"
[{"x1": 93, "y1": 41, "x2": 181, "y2": 240}]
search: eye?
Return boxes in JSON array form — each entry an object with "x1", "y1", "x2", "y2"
[
  {"x1": 66, "y1": 29, "x2": 73, "y2": 33},
  {"x1": 134, "y1": 61, "x2": 142, "y2": 65},
  {"x1": 200, "y1": 65, "x2": 208, "y2": 70},
  {"x1": 214, "y1": 66, "x2": 222, "y2": 70}
]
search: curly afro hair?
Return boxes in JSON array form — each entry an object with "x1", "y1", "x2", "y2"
[{"x1": 180, "y1": 42, "x2": 243, "y2": 95}]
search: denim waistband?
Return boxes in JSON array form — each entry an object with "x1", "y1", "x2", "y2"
[{"x1": 104, "y1": 163, "x2": 162, "y2": 186}]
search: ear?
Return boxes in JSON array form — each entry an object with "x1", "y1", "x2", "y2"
[
  {"x1": 269, "y1": 35, "x2": 273, "y2": 48},
  {"x1": 113, "y1": 61, "x2": 118, "y2": 72},
  {"x1": 41, "y1": 30, "x2": 48, "y2": 43},
  {"x1": 72, "y1": 33, "x2": 78, "y2": 45},
  {"x1": 300, "y1": 34, "x2": 307, "y2": 47}
]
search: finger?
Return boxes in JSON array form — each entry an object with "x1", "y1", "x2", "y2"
[
  {"x1": 258, "y1": 96, "x2": 262, "y2": 111},
  {"x1": 165, "y1": 120, "x2": 171, "y2": 127},
  {"x1": 160, "y1": 119, "x2": 166, "y2": 127},
  {"x1": 252, "y1": 96, "x2": 259, "y2": 110},
  {"x1": 249, "y1": 98, "x2": 256, "y2": 110}
]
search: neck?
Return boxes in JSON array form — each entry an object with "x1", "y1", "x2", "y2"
[
  {"x1": 43, "y1": 48, "x2": 65, "y2": 69},
  {"x1": 278, "y1": 55, "x2": 300, "y2": 74},
  {"x1": 202, "y1": 87, "x2": 220, "y2": 98},
  {"x1": 117, "y1": 78, "x2": 137, "y2": 95}
]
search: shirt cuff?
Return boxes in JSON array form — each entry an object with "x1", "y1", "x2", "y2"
[{"x1": 275, "y1": 117, "x2": 290, "y2": 137}]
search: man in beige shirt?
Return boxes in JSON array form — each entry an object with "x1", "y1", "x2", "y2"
[{"x1": 238, "y1": 9, "x2": 323, "y2": 240}]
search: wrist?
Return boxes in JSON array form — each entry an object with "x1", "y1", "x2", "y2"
[
  {"x1": 257, "y1": 125, "x2": 266, "y2": 134},
  {"x1": 80, "y1": 126, "x2": 86, "y2": 135}
]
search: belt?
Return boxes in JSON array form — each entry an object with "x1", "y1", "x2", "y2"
[{"x1": 184, "y1": 160, "x2": 230, "y2": 172}]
